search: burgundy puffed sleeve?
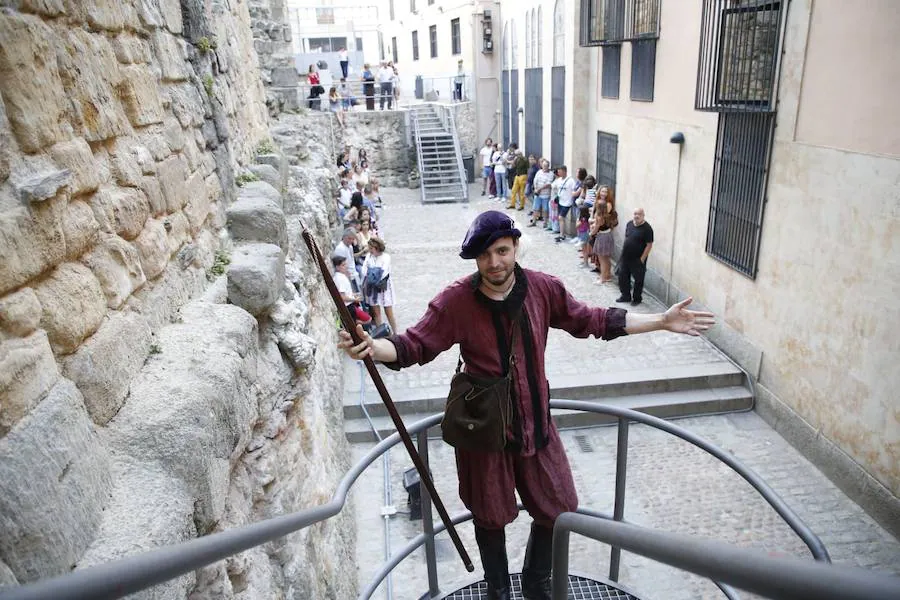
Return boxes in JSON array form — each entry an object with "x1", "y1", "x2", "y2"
[
  {"x1": 546, "y1": 275, "x2": 628, "y2": 341},
  {"x1": 382, "y1": 299, "x2": 460, "y2": 370}
]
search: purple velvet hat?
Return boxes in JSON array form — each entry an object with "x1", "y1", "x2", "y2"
[{"x1": 459, "y1": 210, "x2": 522, "y2": 259}]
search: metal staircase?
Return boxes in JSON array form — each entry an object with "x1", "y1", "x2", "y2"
[{"x1": 410, "y1": 103, "x2": 469, "y2": 204}]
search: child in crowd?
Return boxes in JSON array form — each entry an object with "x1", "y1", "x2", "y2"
[
  {"x1": 577, "y1": 205, "x2": 592, "y2": 267},
  {"x1": 328, "y1": 87, "x2": 345, "y2": 128},
  {"x1": 581, "y1": 175, "x2": 597, "y2": 209}
]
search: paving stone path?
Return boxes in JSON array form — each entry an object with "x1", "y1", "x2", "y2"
[{"x1": 347, "y1": 186, "x2": 900, "y2": 599}]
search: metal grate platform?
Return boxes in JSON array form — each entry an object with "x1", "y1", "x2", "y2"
[{"x1": 440, "y1": 573, "x2": 640, "y2": 599}]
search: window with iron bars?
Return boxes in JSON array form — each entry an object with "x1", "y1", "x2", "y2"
[
  {"x1": 696, "y1": 0, "x2": 784, "y2": 112},
  {"x1": 392, "y1": 36, "x2": 398, "y2": 63},
  {"x1": 601, "y1": 45, "x2": 621, "y2": 98},
  {"x1": 698, "y1": 0, "x2": 786, "y2": 278},
  {"x1": 451, "y1": 18, "x2": 461, "y2": 55},
  {"x1": 412, "y1": 30, "x2": 419, "y2": 60},
  {"x1": 596, "y1": 131, "x2": 618, "y2": 189},
  {"x1": 429, "y1": 25, "x2": 438, "y2": 58}
]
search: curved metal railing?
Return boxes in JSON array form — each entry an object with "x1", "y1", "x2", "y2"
[
  {"x1": 0, "y1": 401, "x2": 839, "y2": 600},
  {"x1": 552, "y1": 515, "x2": 900, "y2": 600}
]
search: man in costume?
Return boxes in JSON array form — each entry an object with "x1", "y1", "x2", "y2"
[{"x1": 339, "y1": 211, "x2": 713, "y2": 600}]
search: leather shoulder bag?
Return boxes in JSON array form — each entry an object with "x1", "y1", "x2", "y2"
[{"x1": 441, "y1": 315, "x2": 519, "y2": 452}]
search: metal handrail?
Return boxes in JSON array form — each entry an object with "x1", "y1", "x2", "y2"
[
  {"x1": 410, "y1": 106, "x2": 428, "y2": 205},
  {"x1": 0, "y1": 401, "x2": 832, "y2": 600},
  {"x1": 552, "y1": 515, "x2": 900, "y2": 600},
  {"x1": 442, "y1": 104, "x2": 469, "y2": 202}
]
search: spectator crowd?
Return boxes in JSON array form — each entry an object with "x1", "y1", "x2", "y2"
[
  {"x1": 478, "y1": 138, "x2": 654, "y2": 306},
  {"x1": 306, "y1": 57, "x2": 402, "y2": 127}
]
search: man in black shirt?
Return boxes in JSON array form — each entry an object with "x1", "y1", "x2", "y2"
[{"x1": 617, "y1": 207, "x2": 654, "y2": 306}]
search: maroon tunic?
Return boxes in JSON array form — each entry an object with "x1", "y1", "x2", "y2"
[{"x1": 385, "y1": 266, "x2": 627, "y2": 528}]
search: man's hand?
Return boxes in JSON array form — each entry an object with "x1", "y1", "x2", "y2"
[
  {"x1": 338, "y1": 323, "x2": 375, "y2": 360},
  {"x1": 661, "y1": 297, "x2": 715, "y2": 337}
]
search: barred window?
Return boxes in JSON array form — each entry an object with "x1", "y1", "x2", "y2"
[
  {"x1": 706, "y1": 113, "x2": 774, "y2": 277},
  {"x1": 630, "y1": 38, "x2": 656, "y2": 101},
  {"x1": 429, "y1": 25, "x2": 437, "y2": 58},
  {"x1": 696, "y1": 0, "x2": 785, "y2": 112},
  {"x1": 596, "y1": 131, "x2": 618, "y2": 189},
  {"x1": 451, "y1": 18, "x2": 461, "y2": 55},
  {"x1": 601, "y1": 44, "x2": 621, "y2": 99},
  {"x1": 391, "y1": 36, "x2": 398, "y2": 63},
  {"x1": 412, "y1": 30, "x2": 419, "y2": 61}
]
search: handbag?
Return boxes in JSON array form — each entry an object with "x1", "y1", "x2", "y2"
[
  {"x1": 364, "y1": 266, "x2": 389, "y2": 292},
  {"x1": 440, "y1": 314, "x2": 519, "y2": 452}
]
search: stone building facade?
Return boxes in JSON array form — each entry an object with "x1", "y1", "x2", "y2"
[{"x1": 0, "y1": 0, "x2": 356, "y2": 597}]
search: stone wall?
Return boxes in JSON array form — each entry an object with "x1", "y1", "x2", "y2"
[
  {"x1": 450, "y1": 101, "x2": 479, "y2": 157},
  {"x1": 0, "y1": 0, "x2": 355, "y2": 598},
  {"x1": 340, "y1": 110, "x2": 416, "y2": 187}
]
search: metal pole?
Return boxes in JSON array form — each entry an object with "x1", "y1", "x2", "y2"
[
  {"x1": 609, "y1": 417, "x2": 629, "y2": 581},
  {"x1": 551, "y1": 525, "x2": 571, "y2": 600},
  {"x1": 417, "y1": 431, "x2": 440, "y2": 598}
]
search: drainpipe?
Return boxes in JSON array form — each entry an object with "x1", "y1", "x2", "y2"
[{"x1": 667, "y1": 132, "x2": 685, "y2": 306}]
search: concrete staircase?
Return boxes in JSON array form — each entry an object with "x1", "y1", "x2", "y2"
[
  {"x1": 410, "y1": 104, "x2": 468, "y2": 204},
  {"x1": 343, "y1": 363, "x2": 753, "y2": 443}
]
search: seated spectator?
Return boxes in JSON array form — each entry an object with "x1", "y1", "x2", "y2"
[
  {"x1": 332, "y1": 254, "x2": 371, "y2": 324},
  {"x1": 337, "y1": 178, "x2": 353, "y2": 215},
  {"x1": 334, "y1": 228, "x2": 361, "y2": 289},
  {"x1": 343, "y1": 192, "x2": 365, "y2": 224}
]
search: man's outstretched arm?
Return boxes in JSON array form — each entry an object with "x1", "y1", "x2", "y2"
[{"x1": 625, "y1": 297, "x2": 714, "y2": 337}]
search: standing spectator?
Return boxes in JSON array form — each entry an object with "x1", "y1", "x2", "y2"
[
  {"x1": 507, "y1": 148, "x2": 529, "y2": 211},
  {"x1": 505, "y1": 145, "x2": 516, "y2": 197},
  {"x1": 577, "y1": 205, "x2": 592, "y2": 267},
  {"x1": 554, "y1": 166, "x2": 576, "y2": 243},
  {"x1": 337, "y1": 178, "x2": 353, "y2": 215},
  {"x1": 378, "y1": 62, "x2": 394, "y2": 110},
  {"x1": 393, "y1": 64, "x2": 401, "y2": 105},
  {"x1": 492, "y1": 143, "x2": 508, "y2": 202},
  {"x1": 525, "y1": 155, "x2": 539, "y2": 213},
  {"x1": 480, "y1": 138, "x2": 494, "y2": 196},
  {"x1": 529, "y1": 159, "x2": 554, "y2": 227},
  {"x1": 339, "y1": 78, "x2": 354, "y2": 110},
  {"x1": 361, "y1": 237, "x2": 398, "y2": 334},
  {"x1": 591, "y1": 185, "x2": 616, "y2": 284},
  {"x1": 617, "y1": 208, "x2": 654, "y2": 306},
  {"x1": 339, "y1": 46, "x2": 350, "y2": 79},
  {"x1": 328, "y1": 87, "x2": 346, "y2": 128},
  {"x1": 454, "y1": 59, "x2": 465, "y2": 101},
  {"x1": 334, "y1": 228, "x2": 362, "y2": 290},
  {"x1": 362, "y1": 63, "x2": 376, "y2": 111},
  {"x1": 307, "y1": 64, "x2": 324, "y2": 110}
]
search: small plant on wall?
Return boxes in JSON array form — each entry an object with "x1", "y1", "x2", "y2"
[{"x1": 202, "y1": 74, "x2": 214, "y2": 97}]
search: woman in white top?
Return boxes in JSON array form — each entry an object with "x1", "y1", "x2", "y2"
[
  {"x1": 351, "y1": 163, "x2": 369, "y2": 188},
  {"x1": 360, "y1": 236, "x2": 397, "y2": 333},
  {"x1": 491, "y1": 144, "x2": 508, "y2": 201}
]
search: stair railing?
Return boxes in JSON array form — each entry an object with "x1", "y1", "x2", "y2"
[
  {"x1": 409, "y1": 106, "x2": 427, "y2": 205},
  {"x1": 9, "y1": 402, "x2": 893, "y2": 600},
  {"x1": 434, "y1": 102, "x2": 469, "y2": 202}
]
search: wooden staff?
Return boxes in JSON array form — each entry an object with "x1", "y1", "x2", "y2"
[{"x1": 300, "y1": 223, "x2": 475, "y2": 573}]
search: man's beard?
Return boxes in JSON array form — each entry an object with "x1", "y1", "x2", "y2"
[{"x1": 483, "y1": 266, "x2": 514, "y2": 288}]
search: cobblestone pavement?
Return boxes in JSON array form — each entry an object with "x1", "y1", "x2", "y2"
[
  {"x1": 345, "y1": 185, "x2": 732, "y2": 399},
  {"x1": 347, "y1": 186, "x2": 900, "y2": 599}
]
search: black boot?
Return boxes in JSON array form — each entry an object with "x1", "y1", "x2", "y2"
[
  {"x1": 474, "y1": 525, "x2": 510, "y2": 600},
  {"x1": 521, "y1": 523, "x2": 554, "y2": 600}
]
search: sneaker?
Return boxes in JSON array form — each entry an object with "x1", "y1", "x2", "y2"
[
  {"x1": 616, "y1": 296, "x2": 631, "y2": 303},
  {"x1": 488, "y1": 195, "x2": 495, "y2": 200},
  {"x1": 590, "y1": 267, "x2": 600, "y2": 273}
]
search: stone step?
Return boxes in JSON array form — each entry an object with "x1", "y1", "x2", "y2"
[
  {"x1": 343, "y1": 385, "x2": 753, "y2": 443},
  {"x1": 343, "y1": 363, "x2": 746, "y2": 420}
]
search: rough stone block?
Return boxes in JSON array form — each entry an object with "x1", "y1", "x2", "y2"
[
  {"x1": 248, "y1": 164, "x2": 280, "y2": 190},
  {"x1": 82, "y1": 234, "x2": 147, "y2": 308},
  {"x1": 133, "y1": 218, "x2": 169, "y2": 280},
  {"x1": 105, "y1": 302, "x2": 258, "y2": 529},
  {"x1": 14, "y1": 169, "x2": 71, "y2": 203},
  {"x1": 167, "y1": 83, "x2": 206, "y2": 128},
  {"x1": 57, "y1": 29, "x2": 130, "y2": 143},
  {"x1": 141, "y1": 176, "x2": 166, "y2": 216},
  {"x1": 226, "y1": 195, "x2": 287, "y2": 251},
  {"x1": 0, "y1": 379, "x2": 113, "y2": 582},
  {"x1": 62, "y1": 199, "x2": 101, "y2": 259},
  {"x1": 0, "y1": 331, "x2": 59, "y2": 437},
  {"x1": 75, "y1": 463, "x2": 195, "y2": 598},
  {"x1": 61, "y1": 311, "x2": 151, "y2": 425},
  {"x1": 0, "y1": 557, "x2": 16, "y2": 588},
  {"x1": 227, "y1": 244, "x2": 285, "y2": 316},
  {"x1": 0, "y1": 13, "x2": 69, "y2": 152},
  {"x1": 118, "y1": 64, "x2": 165, "y2": 127},
  {"x1": 125, "y1": 262, "x2": 206, "y2": 332},
  {"x1": 165, "y1": 211, "x2": 191, "y2": 256},
  {"x1": 135, "y1": 0, "x2": 163, "y2": 29},
  {"x1": 0, "y1": 199, "x2": 67, "y2": 296},
  {"x1": 238, "y1": 180, "x2": 282, "y2": 206},
  {"x1": 49, "y1": 138, "x2": 100, "y2": 196},
  {"x1": 108, "y1": 140, "x2": 143, "y2": 187},
  {"x1": 157, "y1": 154, "x2": 189, "y2": 212},
  {"x1": 89, "y1": 186, "x2": 151, "y2": 240},
  {"x1": 20, "y1": 0, "x2": 66, "y2": 17},
  {"x1": 183, "y1": 172, "x2": 210, "y2": 235},
  {"x1": 33, "y1": 262, "x2": 107, "y2": 354},
  {"x1": 255, "y1": 153, "x2": 282, "y2": 171},
  {"x1": 67, "y1": 0, "x2": 132, "y2": 31},
  {"x1": 151, "y1": 29, "x2": 188, "y2": 82},
  {"x1": 162, "y1": 117, "x2": 185, "y2": 152},
  {"x1": 0, "y1": 288, "x2": 42, "y2": 339},
  {"x1": 133, "y1": 145, "x2": 156, "y2": 175},
  {"x1": 158, "y1": 0, "x2": 182, "y2": 34},
  {"x1": 110, "y1": 34, "x2": 147, "y2": 64}
]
